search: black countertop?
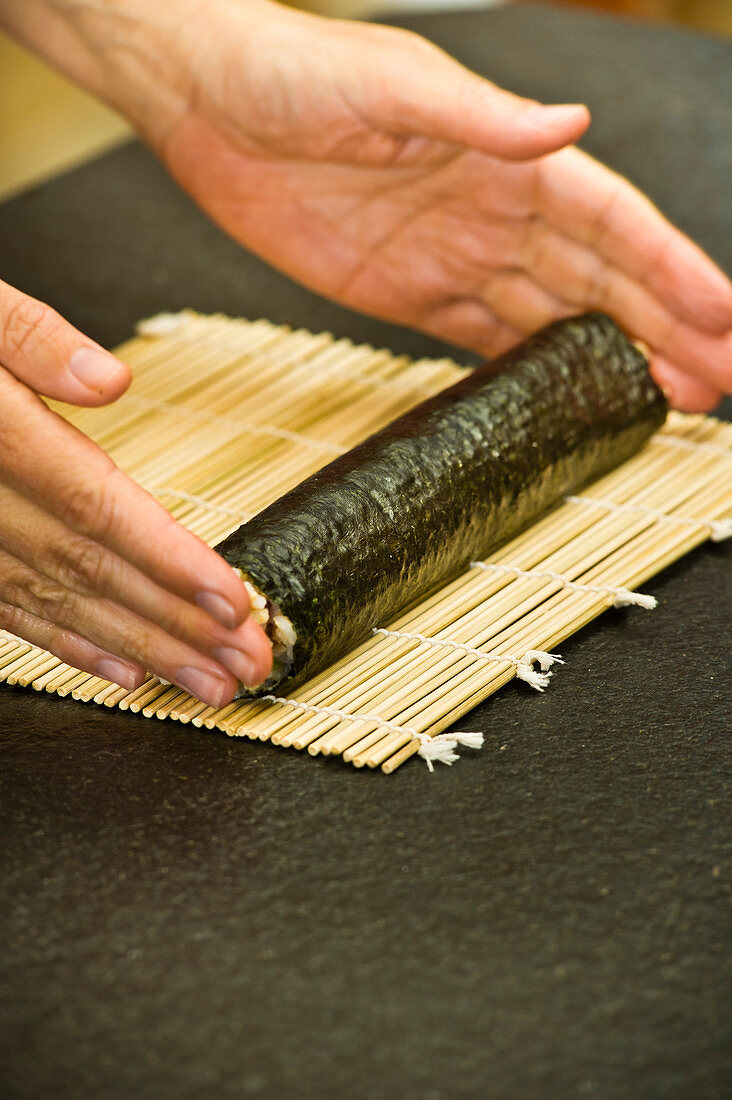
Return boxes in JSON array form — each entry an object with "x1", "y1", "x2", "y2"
[{"x1": 2, "y1": 4, "x2": 730, "y2": 1097}]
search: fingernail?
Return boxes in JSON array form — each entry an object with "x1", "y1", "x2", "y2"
[
  {"x1": 213, "y1": 646, "x2": 256, "y2": 685},
  {"x1": 96, "y1": 658, "x2": 142, "y2": 691},
  {"x1": 525, "y1": 103, "x2": 586, "y2": 126},
  {"x1": 69, "y1": 347, "x2": 119, "y2": 393},
  {"x1": 176, "y1": 666, "x2": 229, "y2": 707},
  {"x1": 196, "y1": 590, "x2": 238, "y2": 629}
]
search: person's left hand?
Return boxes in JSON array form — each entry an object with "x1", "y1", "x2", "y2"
[{"x1": 145, "y1": 1, "x2": 732, "y2": 412}]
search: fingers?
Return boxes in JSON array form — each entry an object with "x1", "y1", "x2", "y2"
[
  {"x1": 357, "y1": 26, "x2": 590, "y2": 161},
  {"x1": 647, "y1": 355, "x2": 721, "y2": 413},
  {"x1": 0, "y1": 284, "x2": 273, "y2": 703},
  {"x1": 408, "y1": 78, "x2": 590, "y2": 163},
  {"x1": 478, "y1": 267, "x2": 573, "y2": 335},
  {"x1": 416, "y1": 297, "x2": 524, "y2": 360},
  {"x1": 0, "y1": 480, "x2": 272, "y2": 689},
  {"x1": 534, "y1": 149, "x2": 732, "y2": 335},
  {"x1": 587, "y1": 276, "x2": 732, "y2": 396},
  {"x1": 0, "y1": 278, "x2": 132, "y2": 406},
  {"x1": 417, "y1": 268, "x2": 727, "y2": 411},
  {"x1": 0, "y1": 547, "x2": 239, "y2": 708},
  {"x1": 0, "y1": 598, "x2": 146, "y2": 691},
  {"x1": 0, "y1": 545, "x2": 248, "y2": 705},
  {"x1": 519, "y1": 217, "x2": 732, "y2": 397},
  {"x1": 0, "y1": 367, "x2": 253, "y2": 635}
]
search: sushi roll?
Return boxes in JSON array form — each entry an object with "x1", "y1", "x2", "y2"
[{"x1": 215, "y1": 313, "x2": 666, "y2": 692}]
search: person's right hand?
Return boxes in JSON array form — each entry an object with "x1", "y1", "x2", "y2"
[
  {"x1": 0, "y1": 279, "x2": 273, "y2": 703},
  {"x1": 103, "y1": 0, "x2": 726, "y2": 413}
]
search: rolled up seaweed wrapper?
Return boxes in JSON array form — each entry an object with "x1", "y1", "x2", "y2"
[{"x1": 216, "y1": 313, "x2": 667, "y2": 692}]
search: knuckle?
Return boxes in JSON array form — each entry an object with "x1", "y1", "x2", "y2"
[
  {"x1": 113, "y1": 630, "x2": 154, "y2": 672},
  {"x1": 158, "y1": 605, "x2": 191, "y2": 645},
  {"x1": 361, "y1": 22, "x2": 439, "y2": 66},
  {"x1": 0, "y1": 570, "x2": 77, "y2": 628},
  {"x1": 522, "y1": 215, "x2": 549, "y2": 272},
  {"x1": 158, "y1": 588, "x2": 209, "y2": 646},
  {"x1": 58, "y1": 538, "x2": 108, "y2": 595},
  {"x1": 0, "y1": 600, "x2": 25, "y2": 634},
  {"x1": 60, "y1": 465, "x2": 121, "y2": 539},
  {"x1": 26, "y1": 573, "x2": 78, "y2": 626},
  {"x1": 386, "y1": 24, "x2": 437, "y2": 57},
  {"x1": 584, "y1": 264, "x2": 609, "y2": 310},
  {"x1": 2, "y1": 295, "x2": 59, "y2": 358}
]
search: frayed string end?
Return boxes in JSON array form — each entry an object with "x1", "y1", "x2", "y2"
[
  {"x1": 516, "y1": 649, "x2": 563, "y2": 692},
  {"x1": 613, "y1": 587, "x2": 657, "y2": 610},
  {"x1": 710, "y1": 518, "x2": 732, "y2": 542},
  {"x1": 417, "y1": 731, "x2": 484, "y2": 772}
]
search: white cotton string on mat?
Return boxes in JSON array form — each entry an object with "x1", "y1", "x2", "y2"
[
  {"x1": 1, "y1": 314, "x2": 731, "y2": 773},
  {"x1": 564, "y1": 495, "x2": 732, "y2": 543},
  {"x1": 259, "y1": 694, "x2": 484, "y2": 772},
  {"x1": 371, "y1": 629, "x2": 564, "y2": 691},
  {"x1": 469, "y1": 562, "x2": 658, "y2": 610}
]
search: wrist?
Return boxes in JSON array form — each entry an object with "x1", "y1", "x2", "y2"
[{"x1": 0, "y1": 0, "x2": 284, "y2": 149}]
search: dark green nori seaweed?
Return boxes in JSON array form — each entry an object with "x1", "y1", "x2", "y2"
[{"x1": 215, "y1": 313, "x2": 667, "y2": 691}]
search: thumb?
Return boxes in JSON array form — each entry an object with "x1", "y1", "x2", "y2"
[
  {"x1": 374, "y1": 30, "x2": 590, "y2": 160},
  {"x1": 0, "y1": 279, "x2": 131, "y2": 406}
]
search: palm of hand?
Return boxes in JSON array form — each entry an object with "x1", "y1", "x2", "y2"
[
  {"x1": 166, "y1": 119, "x2": 550, "y2": 355},
  {"x1": 161, "y1": 15, "x2": 731, "y2": 409}
]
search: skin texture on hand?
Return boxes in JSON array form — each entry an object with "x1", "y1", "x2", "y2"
[
  {"x1": 0, "y1": 0, "x2": 731, "y2": 701},
  {"x1": 151, "y1": 1, "x2": 732, "y2": 412},
  {"x1": 0, "y1": 280, "x2": 273, "y2": 702}
]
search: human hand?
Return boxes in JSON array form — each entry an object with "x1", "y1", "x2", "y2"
[
  {"x1": 147, "y1": 1, "x2": 732, "y2": 412},
  {"x1": 0, "y1": 280, "x2": 272, "y2": 702}
]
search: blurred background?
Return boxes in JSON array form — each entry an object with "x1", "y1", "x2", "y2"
[{"x1": 1, "y1": 0, "x2": 730, "y2": 201}]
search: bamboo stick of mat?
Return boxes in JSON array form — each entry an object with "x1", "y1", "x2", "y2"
[{"x1": 1, "y1": 312, "x2": 729, "y2": 772}]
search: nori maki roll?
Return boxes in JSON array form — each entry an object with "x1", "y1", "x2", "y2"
[{"x1": 215, "y1": 313, "x2": 666, "y2": 692}]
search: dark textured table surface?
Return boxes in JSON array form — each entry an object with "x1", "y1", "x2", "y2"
[{"x1": 1, "y1": 4, "x2": 730, "y2": 1098}]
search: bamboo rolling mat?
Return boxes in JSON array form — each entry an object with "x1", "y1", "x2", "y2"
[{"x1": 2, "y1": 311, "x2": 730, "y2": 772}]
